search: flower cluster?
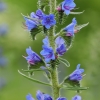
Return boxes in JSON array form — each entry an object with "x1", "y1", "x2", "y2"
[
  {"x1": 40, "y1": 36, "x2": 67, "y2": 63},
  {"x1": 21, "y1": 0, "x2": 88, "y2": 99},
  {"x1": 26, "y1": 90, "x2": 81, "y2": 100},
  {"x1": 24, "y1": 9, "x2": 56, "y2": 31}
]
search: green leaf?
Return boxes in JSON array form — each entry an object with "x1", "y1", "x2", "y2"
[
  {"x1": 30, "y1": 27, "x2": 42, "y2": 40},
  {"x1": 59, "y1": 57, "x2": 70, "y2": 67},
  {"x1": 22, "y1": 69, "x2": 43, "y2": 72},
  {"x1": 62, "y1": 86, "x2": 89, "y2": 90},
  {"x1": 75, "y1": 22, "x2": 89, "y2": 31},
  {"x1": 70, "y1": 10, "x2": 84, "y2": 15},
  {"x1": 18, "y1": 70, "x2": 51, "y2": 86}
]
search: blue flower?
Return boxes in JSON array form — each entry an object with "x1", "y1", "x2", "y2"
[
  {"x1": 36, "y1": 9, "x2": 44, "y2": 20},
  {"x1": 40, "y1": 45, "x2": 55, "y2": 63},
  {"x1": 41, "y1": 14, "x2": 56, "y2": 29},
  {"x1": 24, "y1": 11, "x2": 40, "y2": 31},
  {"x1": 69, "y1": 64, "x2": 84, "y2": 81},
  {"x1": 72, "y1": 95, "x2": 81, "y2": 100},
  {"x1": 40, "y1": 37, "x2": 55, "y2": 63},
  {"x1": 64, "y1": 18, "x2": 77, "y2": 36},
  {"x1": 24, "y1": 47, "x2": 42, "y2": 65},
  {"x1": 24, "y1": 18, "x2": 37, "y2": 31},
  {"x1": 55, "y1": 37, "x2": 67, "y2": 56},
  {"x1": 26, "y1": 90, "x2": 67, "y2": 100},
  {"x1": 62, "y1": 0, "x2": 76, "y2": 15}
]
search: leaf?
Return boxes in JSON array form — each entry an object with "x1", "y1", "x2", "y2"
[
  {"x1": 59, "y1": 57, "x2": 70, "y2": 67},
  {"x1": 62, "y1": 86, "x2": 89, "y2": 91},
  {"x1": 22, "y1": 69, "x2": 43, "y2": 72},
  {"x1": 30, "y1": 27, "x2": 42, "y2": 40},
  {"x1": 75, "y1": 22, "x2": 89, "y2": 31},
  {"x1": 18, "y1": 70, "x2": 51, "y2": 86},
  {"x1": 70, "y1": 10, "x2": 85, "y2": 15}
]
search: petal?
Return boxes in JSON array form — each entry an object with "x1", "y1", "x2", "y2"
[
  {"x1": 76, "y1": 64, "x2": 81, "y2": 69},
  {"x1": 45, "y1": 25, "x2": 51, "y2": 29},
  {"x1": 36, "y1": 90, "x2": 44, "y2": 100},
  {"x1": 26, "y1": 47, "x2": 33, "y2": 55},
  {"x1": 57, "y1": 97, "x2": 67, "y2": 100},
  {"x1": 55, "y1": 36, "x2": 65, "y2": 46},
  {"x1": 43, "y1": 94, "x2": 53, "y2": 100},
  {"x1": 65, "y1": 10, "x2": 70, "y2": 15},
  {"x1": 72, "y1": 95, "x2": 81, "y2": 100},
  {"x1": 26, "y1": 94, "x2": 34, "y2": 100}
]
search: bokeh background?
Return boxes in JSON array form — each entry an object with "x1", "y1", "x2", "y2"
[{"x1": 0, "y1": 0, "x2": 100, "y2": 100}]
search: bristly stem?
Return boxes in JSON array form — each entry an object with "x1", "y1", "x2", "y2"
[
  {"x1": 48, "y1": 0, "x2": 60, "y2": 99},
  {"x1": 51, "y1": 66, "x2": 60, "y2": 99}
]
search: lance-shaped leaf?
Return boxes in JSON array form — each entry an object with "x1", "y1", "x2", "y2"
[
  {"x1": 62, "y1": 85, "x2": 89, "y2": 91},
  {"x1": 18, "y1": 70, "x2": 51, "y2": 86},
  {"x1": 59, "y1": 57, "x2": 70, "y2": 67},
  {"x1": 75, "y1": 22, "x2": 89, "y2": 32},
  {"x1": 70, "y1": 10, "x2": 84, "y2": 15}
]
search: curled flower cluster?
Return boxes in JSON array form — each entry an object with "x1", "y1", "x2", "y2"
[
  {"x1": 26, "y1": 90, "x2": 81, "y2": 100},
  {"x1": 24, "y1": 9, "x2": 56, "y2": 31}
]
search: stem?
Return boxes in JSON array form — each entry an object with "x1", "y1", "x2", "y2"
[
  {"x1": 48, "y1": 0, "x2": 59, "y2": 99},
  {"x1": 51, "y1": 67, "x2": 60, "y2": 99}
]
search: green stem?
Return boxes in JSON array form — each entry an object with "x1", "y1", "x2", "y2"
[{"x1": 51, "y1": 67, "x2": 60, "y2": 99}]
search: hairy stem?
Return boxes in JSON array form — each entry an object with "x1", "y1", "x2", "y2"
[{"x1": 51, "y1": 67, "x2": 60, "y2": 99}]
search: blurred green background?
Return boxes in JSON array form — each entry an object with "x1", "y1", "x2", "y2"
[{"x1": 0, "y1": 0, "x2": 100, "y2": 100}]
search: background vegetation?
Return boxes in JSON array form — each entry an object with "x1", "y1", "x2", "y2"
[{"x1": 0, "y1": 0, "x2": 100, "y2": 100}]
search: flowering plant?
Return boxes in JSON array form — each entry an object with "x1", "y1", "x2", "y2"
[{"x1": 18, "y1": 0, "x2": 89, "y2": 99}]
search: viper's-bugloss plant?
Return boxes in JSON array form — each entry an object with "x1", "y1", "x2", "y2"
[{"x1": 18, "y1": 0, "x2": 89, "y2": 100}]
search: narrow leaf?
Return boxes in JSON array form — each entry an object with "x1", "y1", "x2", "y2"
[
  {"x1": 59, "y1": 57, "x2": 70, "y2": 67},
  {"x1": 22, "y1": 69, "x2": 43, "y2": 72},
  {"x1": 70, "y1": 10, "x2": 84, "y2": 15},
  {"x1": 18, "y1": 70, "x2": 51, "y2": 86},
  {"x1": 62, "y1": 86, "x2": 89, "y2": 90},
  {"x1": 75, "y1": 22, "x2": 89, "y2": 31}
]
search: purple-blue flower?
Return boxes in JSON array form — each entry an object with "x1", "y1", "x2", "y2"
[
  {"x1": 64, "y1": 18, "x2": 77, "y2": 36},
  {"x1": 40, "y1": 45, "x2": 55, "y2": 63},
  {"x1": 55, "y1": 37, "x2": 67, "y2": 56},
  {"x1": 24, "y1": 11, "x2": 41, "y2": 31},
  {"x1": 41, "y1": 14, "x2": 56, "y2": 29},
  {"x1": 26, "y1": 90, "x2": 67, "y2": 100},
  {"x1": 40, "y1": 37, "x2": 55, "y2": 63},
  {"x1": 62, "y1": 0, "x2": 76, "y2": 15},
  {"x1": 24, "y1": 18, "x2": 37, "y2": 31},
  {"x1": 72, "y1": 95, "x2": 81, "y2": 100},
  {"x1": 24, "y1": 47, "x2": 42, "y2": 65},
  {"x1": 69, "y1": 64, "x2": 84, "y2": 81}
]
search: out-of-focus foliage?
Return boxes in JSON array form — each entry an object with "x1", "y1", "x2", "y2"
[{"x1": 0, "y1": 0, "x2": 100, "y2": 100}]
